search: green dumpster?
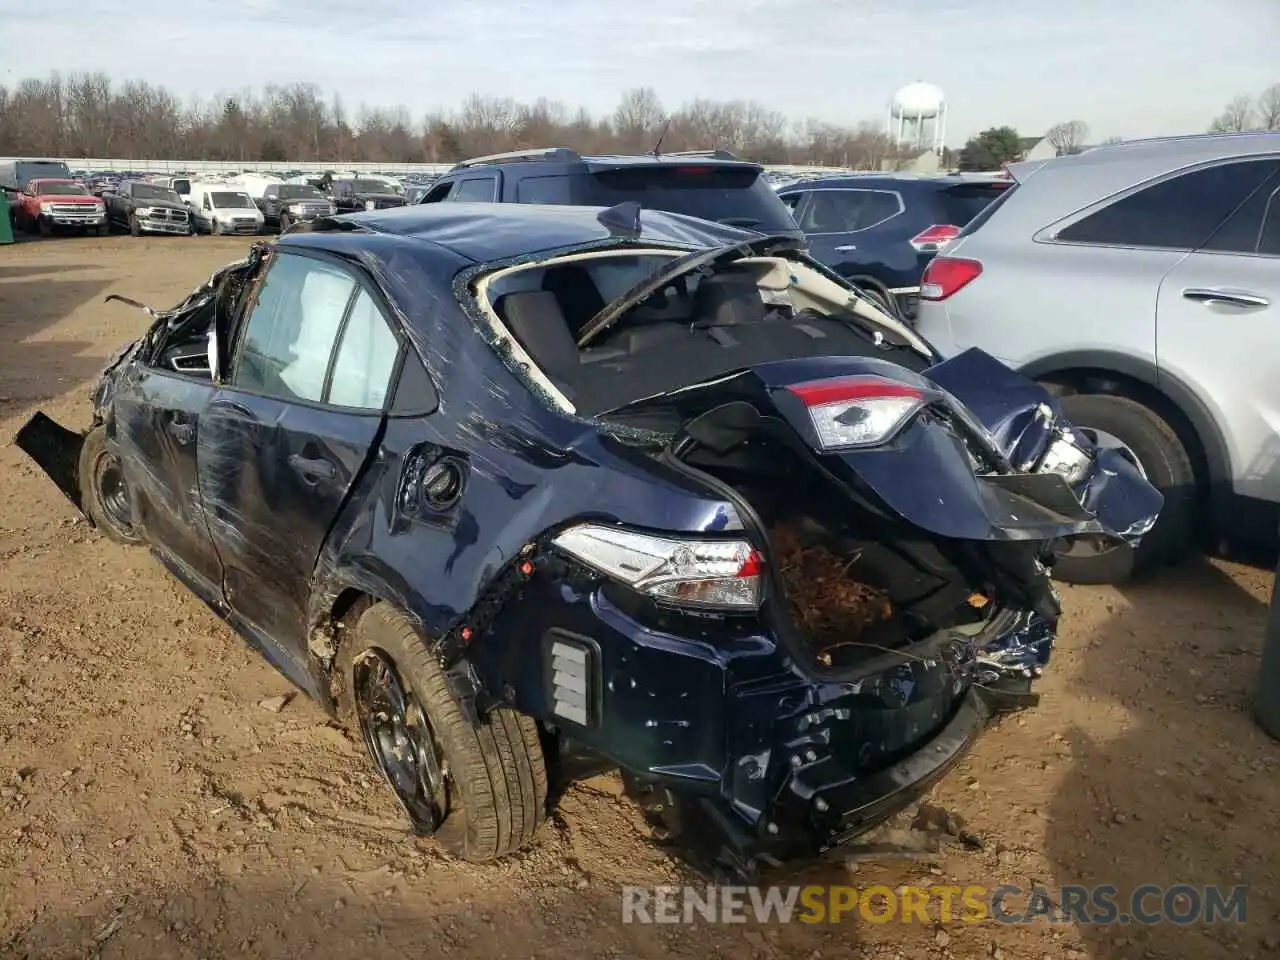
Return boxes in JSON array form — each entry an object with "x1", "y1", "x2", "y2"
[{"x1": 0, "y1": 191, "x2": 13, "y2": 244}]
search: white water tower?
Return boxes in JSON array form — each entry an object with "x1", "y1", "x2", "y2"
[{"x1": 888, "y1": 82, "x2": 947, "y2": 154}]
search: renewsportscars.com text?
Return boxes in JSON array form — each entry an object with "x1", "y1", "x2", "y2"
[{"x1": 620, "y1": 884, "x2": 1248, "y2": 926}]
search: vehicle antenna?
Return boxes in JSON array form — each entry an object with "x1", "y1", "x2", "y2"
[{"x1": 651, "y1": 116, "x2": 673, "y2": 157}]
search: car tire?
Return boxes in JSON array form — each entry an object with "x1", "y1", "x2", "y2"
[
  {"x1": 38, "y1": 216, "x2": 52, "y2": 237},
  {"x1": 278, "y1": 212, "x2": 291, "y2": 234},
  {"x1": 97, "y1": 224, "x2": 109, "y2": 237},
  {"x1": 336, "y1": 602, "x2": 547, "y2": 862},
  {"x1": 77, "y1": 425, "x2": 144, "y2": 546},
  {"x1": 1050, "y1": 393, "x2": 1196, "y2": 585},
  {"x1": 128, "y1": 214, "x2": 140, "y2": 237}
]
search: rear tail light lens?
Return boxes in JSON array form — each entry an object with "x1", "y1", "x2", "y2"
[
  {"x1": 920, "y1": 257, "x2": 983, "y2": 301},
  {"x1": 552, "y1": 525, "x2": 763, "y2": 610},
  {"x1": 909, "y1": 223, "x2": 962, "y2": 252},
  {"x1": 786, "y1": 375, "x2": 927, "y2": 450}
]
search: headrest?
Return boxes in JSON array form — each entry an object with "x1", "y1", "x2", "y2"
[
  {"x1": 493, "y1": 290, "x2": 579, "y2": 376},
  {"x1": 692, "y1": 271, "x2": 767, "y2": 327}
]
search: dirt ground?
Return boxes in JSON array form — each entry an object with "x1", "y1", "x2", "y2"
[{"x1": 1, "y1": 234, "x2": 1278, "y2": 960}]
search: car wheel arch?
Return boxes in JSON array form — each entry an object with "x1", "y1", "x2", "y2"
[{"x1": 1020, "y1": 351, "x2": 1228, "y2": 491}]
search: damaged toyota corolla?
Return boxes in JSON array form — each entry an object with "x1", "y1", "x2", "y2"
[{"x1": 16, "y1": 202, "x2": 1161, "y2": 877}]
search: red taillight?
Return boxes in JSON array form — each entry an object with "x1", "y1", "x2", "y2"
[
  {"x1": 788, "y1": 376, "x2": 923, "y2": 407},
  {"x1": 909, "y1": 223, "x2": 962, "y2": 253},
  {"x1": 920, "y1": 257, "x2": 983, "y2": 301},
  {"x1": 785, "y1": 375, "x2": 927, "y2": 450}
]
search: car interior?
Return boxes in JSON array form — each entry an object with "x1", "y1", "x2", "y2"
[{"x1": 478, "y1": 252, "x2": 933, "y2": 416}]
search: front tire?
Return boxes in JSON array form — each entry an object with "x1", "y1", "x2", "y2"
[
  {"x1": 128, "y1": 214, "x2": 140, "y2": 237},
  {"x1": 336, "y1": 603, "x2": 547, "y2": 862},
  {"x1": 278, "y1": 212, "x2": 291, "y2": 234},
  {"x1": 77, "y1": 425, "x2": 144, "y2": 546},
  {"x1": 1050, "y1": 393, "x2": 1196, "y2": 585}
]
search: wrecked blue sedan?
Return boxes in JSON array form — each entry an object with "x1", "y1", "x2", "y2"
[{"x1": 17, "y1": 202, "x2": 1161, "y2": 877}]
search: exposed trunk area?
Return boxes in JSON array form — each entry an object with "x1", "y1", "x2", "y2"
[{"x1": 678, "y1": 428, "x2": 1001, "y2": 677}]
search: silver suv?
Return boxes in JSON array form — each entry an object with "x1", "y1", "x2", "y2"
[{"x1": 914, "y1": 132, "x2": 1280, "y2": 584}]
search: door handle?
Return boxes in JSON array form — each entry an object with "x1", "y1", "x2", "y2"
[
  {"x1": 833, "y1": 244, "x2": 857, "y2": 252},
  {"x1": 167, "y1": 420, "x2": 194, "y2": 445},
  {"x1": 1182, "y1": 287, "x2": 1270, "y2": 309},
  {"x1": 288, "y1": 454, "x2": 337, "y2": 484}
]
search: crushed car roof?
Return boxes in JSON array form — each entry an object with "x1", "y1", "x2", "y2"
[{"x1": 313, "y1": 201, "x2": 767, "y2": 263}]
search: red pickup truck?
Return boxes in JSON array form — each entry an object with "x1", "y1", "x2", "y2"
[{"x1": 13, "y1": 179, "x2": 108, "y2": 235}]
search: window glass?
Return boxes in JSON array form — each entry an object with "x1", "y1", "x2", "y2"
[
  {"x1": 1260, "y1": 190, "x2": 1280, "y2": 255},
  {"x1": 454, "y1": 178, "x2": 497, "y2": 202},
  {"x1": 422, "y1": 181, "x2": 453, "y2": 203},
  {"x1": 1057, "y1": 160, "x2": 1280, "y2": 249},
  {"x1": 232, "y1": 255, "x2": 356, "y2": 403},
  {"x1": 779, "y1": 191, "x2": 804, "y2": 211},
  {"x1": 798, "y1": 190, "x2": 868, "y2": 232},
  {"x1": 851, "y1": 191, "x2": 901, "y2": 229},
  {"x1": 1203, "y1": 178, "x2": 1280, "y2": 253},
  {"x1": 328, "y1": 290, "x2": 401, "y2": 409},
  {"x1": 516, "y1": 175, "x2": 574, "y2": 204}
]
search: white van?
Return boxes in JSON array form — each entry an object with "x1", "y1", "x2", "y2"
[{"x1": 187, "y1": 182, "x2": 265, "y2": 235}]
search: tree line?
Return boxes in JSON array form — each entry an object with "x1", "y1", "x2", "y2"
[
  {"x1": 1208, "y1": 84, "x2": 1280, "y2": 132},
  {"x1": 0, "y1": 72, "x2": 923, "y2": 169}
]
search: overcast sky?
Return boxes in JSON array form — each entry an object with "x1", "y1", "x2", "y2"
[{"x1": 2, "y1": 0, "x2": 1277, "y2": 145}]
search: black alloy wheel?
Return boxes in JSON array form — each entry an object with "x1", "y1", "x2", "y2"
[{"x1": 352, "y1": 647, "x2": 449, "y2": 833}]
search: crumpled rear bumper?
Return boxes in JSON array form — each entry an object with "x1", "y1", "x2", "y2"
[{"x1": 768, "y1": 688, "x2": 989, "y2": 858}]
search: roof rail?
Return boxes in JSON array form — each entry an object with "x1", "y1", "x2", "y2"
[
  {"x1": 451, "y1": 147, "x2": 583, "y2": 170},
  {"x1": 661, "y1": 149, "x2": 740, "y2": 161}
]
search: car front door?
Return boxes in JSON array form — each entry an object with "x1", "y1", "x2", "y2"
[
  {"x1": 198, "y1": 249, "x2": 405, "y2": 654},
  {"x1": 1155, "y1": 158, "x2": 1280, "y2": 503},
  {"x1": 111, "y1": 346, "x2": 224, "y2": 599}
]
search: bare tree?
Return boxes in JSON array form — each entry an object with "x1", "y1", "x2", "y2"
[
  {"x1": 0, "y1": 68, "x2": 1009, "y2": 169},
  {"x1": 1209, "y1": 95, "x2": 1254, "y2": 133},
  {"x1": 1257, "y1": 84, "x2": 1280, "y2": 130},
  {"x1": 1046, "y1": 120, "x2": 1089, "y2": 156},
  {"x1": 612, "y1": 87, "x2": 665, "y2": 152}
]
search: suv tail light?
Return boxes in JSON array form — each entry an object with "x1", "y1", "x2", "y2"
[
  {"x1": 786, "y1": 376, "x2": 927, "y2": 450},
  {"x1": 552, "y1": 525, "x2": 763, "y2": 610},
  {"x1": 909, "y1": 223, "x2": 962, "y2": 253},
  {"x1": 920, "y1": 257, "x2": 983, "y2": 301}
]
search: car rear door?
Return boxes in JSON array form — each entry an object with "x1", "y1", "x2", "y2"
[
  {"x1": 112, "y1": 359, "x2": 224, "y2": 596},
  {"x1": 1155, "y1": 157, "x2": 1280, "y2": 502},
  {"x1": 198, "y1": 249, "x2": 406, "y2": 652},
  {"x1": 793, "y1": 188, "x2": 903, "y2": 282}
]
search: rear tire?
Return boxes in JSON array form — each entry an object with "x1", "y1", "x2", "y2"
[
  {"x1": 1050, "y1": 393, "x2": 1196, "y2": 585},
  {"x1": 77, "y1": 425, "x2": 144, "y2": 546},
  {"x1": 335, "y1": 603, "x2": 547, "y2": 862}
]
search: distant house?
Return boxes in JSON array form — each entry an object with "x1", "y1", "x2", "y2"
[
  {"x1": 1018, "y1": 135, "x2": 1098, "y2": 161},
  {"x1": 1019, "y1": 136, "x2": 1058, "y2": 161}
]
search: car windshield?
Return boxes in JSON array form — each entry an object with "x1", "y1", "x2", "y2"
[
  {"x1": 583, "y1": 165, "x2": 800, "y2": 233},
  {"x1": 37, "y1": 182, "x2": 89, "y2": 196},
  {"x1": 211, "y1": 192, "x2": 255, "y2": 208},
  {"x1": 352, "y1": 179, "x2": 391, "y2": 193},
  {"x1": 133, "y1": 184, "x2": 179, "y2": 202},
  {"x1": 280, "y1": 185, "x2": 323, "y2": 200}
]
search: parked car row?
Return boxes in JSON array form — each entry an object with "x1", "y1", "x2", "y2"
[{"x1": 3, "y1": 158, "x2": 430, "y2": 239}]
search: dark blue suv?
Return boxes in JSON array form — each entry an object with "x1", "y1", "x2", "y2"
[
  {"x1": 776, "y1": 174, "x2": 1011, "y2": 320},
  {"x1": 417, "y1": 147, "x2": 803, "y2": 242}
]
